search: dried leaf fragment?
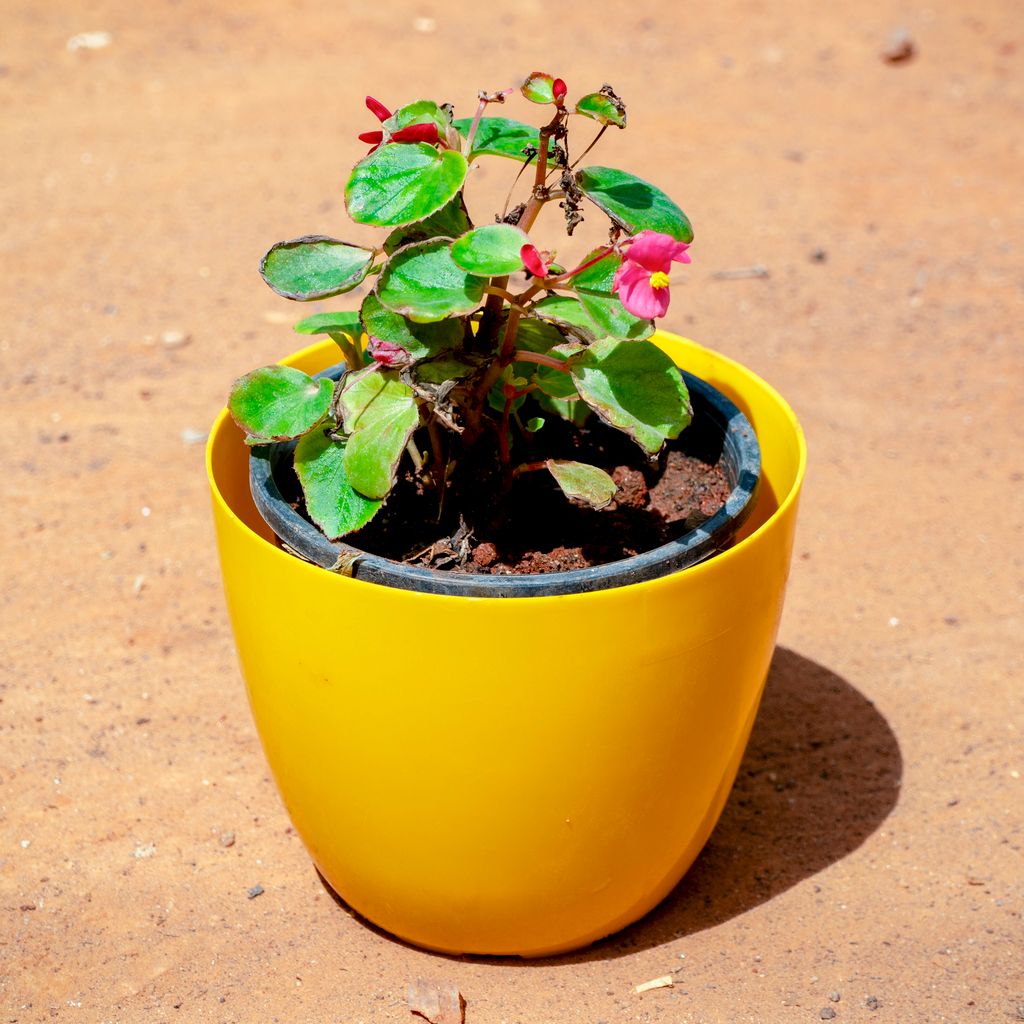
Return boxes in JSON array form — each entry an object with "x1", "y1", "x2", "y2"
[
  {"x1": 407, "y1": 978, "x2": 466, "y2": 1024},
  {"x1": 635, "y1": 975, "x2": 674, "y2": 994}
]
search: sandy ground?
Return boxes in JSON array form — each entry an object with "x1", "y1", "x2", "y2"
[{"x1": 2, "y1": 1, "x2": 1022, "y2": 1021}]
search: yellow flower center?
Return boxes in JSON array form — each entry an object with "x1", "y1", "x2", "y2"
[{"x1": 649, "y1": 271, "x2": 671, "y2": 289}]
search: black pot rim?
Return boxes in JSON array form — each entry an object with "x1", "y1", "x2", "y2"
[{"x1": 249, "y1": 365, "x2": 761, "y2": 597}]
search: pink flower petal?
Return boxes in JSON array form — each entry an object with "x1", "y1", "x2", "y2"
[
  {"x1": 614, "y1": 262, "x2": 670, "y2": 319},
  {"x1": 521, "y1": 243, "x2": 550, "y2": 278},
  {"x1": 623, "y1": 230, "x2": 691, "y2": 272}
]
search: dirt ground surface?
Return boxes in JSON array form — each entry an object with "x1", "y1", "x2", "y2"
[{"x1": 2, "y1": 1, "x2": 1022, "y2": 1021}]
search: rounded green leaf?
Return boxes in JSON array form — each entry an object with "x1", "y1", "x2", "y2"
[
  {"x1": 450, "y1": 224, "x2": 529, "y2": 276},
  {"x1": 452, "y1": 117, "x2": 557, "y2": 162},
  {"x1": 228, "y1": 365, "x2": 333, "y2": 441},
  {"x1": 260, "y1": 236, "x2": 375, "y2": 301},
  {"x1": 546, "y1": 460, "x2": 618, "y2": 509},
  {"x1": 338, "y1": 368, "x2": 420, "y2": 499},
  {"x1": 575, "y1": 166, "x2": 693, "y2": 243},
  {"x1": 295, "y1": 427, "x2": 383, "y2": 538},
  {"x1": 571, "y1": 249, "x2": 654, "y2": 340},
  {"x1": 521, "y1": 72, "x2": 556, "y2": 104},
  {"x1": 575, "y1": 91, "x2": 626, "y2": 128},
  {"x1": 567, "y1": 338, "x2": 691, "y2": 454},
  {"x1": 531, "y1": 294, "x2": 602, "y2": 342},
  {"x1": 376, "y1": 238, "x2": 486, "y2": 323},
  {"x1": 345, "y1": 143, "x2": 468, "y2": 228},
  {"x1": 293, "y1": 311, "x2": 363, "y2": 337},
  {"x1": 360, "y1": 292, "x2": 461, "y2": 361}
]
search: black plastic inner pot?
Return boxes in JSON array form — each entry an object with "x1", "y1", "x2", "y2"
[{"x1": 249, "y1": 364, "x2": 761, "y2": 597}]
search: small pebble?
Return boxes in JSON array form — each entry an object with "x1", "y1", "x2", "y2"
[
  {"x1": 810, "y1": 248, "x2": 828, "y2": 263},
  {"x1": 865, "y1": 995, "x2": 880, "y2": 1011},
  {"x1": 820, "y1": 1009, "x2": 836, "y2": 1021},
  {"x1": 67, "y1": 30, "x2": 112, "y2": 51},
  {"x1": 219, "y1": 831, "x2": 236, "y2": 848},
  {"x1": 247, "y1": 884, "x2": 264, "y2": 899},
  {"x1": 882, "y1": 28, "x2": 915, "y2": 63},
  {"x1": 181, "y1": 428, "x2": 209, "y2": 446},
  {"x1": 829, "y1": 991, "x2": 841, "y2": 1002},
  {"x1": 161, "y1": 329, "x2": 191, "y2": 349},
  {"x1": 134, "y1": 843, "x2": 157, "y2": 859}
]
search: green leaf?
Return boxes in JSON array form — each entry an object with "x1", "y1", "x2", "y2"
[
  {"x1": 293, "y1": 311, "x2": 362, "y2": 337},
  {"x1": 294, "y1": 426, "x2": 383, "y2": 538},
  {"x1": 512, "y1": 314, "x2": 568, "y2": 354},
  {"x1": 450, "y1": 224, "x2": 529, "y2": 276},
  {"x1": 575, "y1": 166, "x2": 693, "y2": 243},
  {"x1": 337, "y1": 368, "x2": 419, "y2": 499},
  {"x1": 537, "y1": 391, "x2": 591, "y2": 427},
  {"x1": 383, "y1": 99, "x2": 450, "y2": 136},
  {"x1": 376, "y1": 238, "x2": 486, "y2": 323},
  {"x1": 260, "y1": 237, "x2": 374, "y2": 301},
  {"x1": 360, "y1": 293, "x2": 461, "y2": 362},
  {"x1": 574, "y1": 91, "x2": 627, "y2": 128},
  {"x1": 525, "y1": 416, "x2": 545, "y2": 433},
  {"x1": 346, "y1": 143, "x2": 468, "y2": 227},
  {"x1": 453, "y1": 117, "x2": 556, "y2": 162},
  {"x1": 228, "y1": 365, "x2": 333, "y2": 441},
  {"x1": 383, "y1": 196, "x2": 473, "y2": 254},
  {"x1": 521, "y1": 72, "x2": 556, "y2": 104},
  {"x1": 546, "y1": 460, "x2": 618, "y2": 509},
  {"x1": 530, "y1": 294, "x2": 602, "y2": 342},
  {"x1": 571, "y1": 250, "x2": 655, "y2": 340},
  {"x1": 415, "y1": 355, "x2": 478, "y2": 384},
  {"x1": 568, "y1": 338, "x2": 692, "y2": 454}
]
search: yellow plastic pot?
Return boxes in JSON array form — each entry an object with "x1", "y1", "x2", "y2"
[{"x1": 207, "y1": 331, "x2": 806, "y2": 957}]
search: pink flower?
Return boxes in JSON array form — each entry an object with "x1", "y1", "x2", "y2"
[
  {"x1": 358, "y1": 96, "x2": 440, "y2": 154},
  {"x1": 611, "y1": 230, "x2": 692, "y2": 319},
  {"x1": 520, "y1": 243, "x2": 550, "y2": 278}
]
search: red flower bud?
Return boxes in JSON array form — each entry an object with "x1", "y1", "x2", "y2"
[
  {"x1": 365, "y1": 96, "x2": 391, "y2": 122},
  {"x1": 552, "y1": 78, "x2": 567, "y2": 105},
  {"x1": 390, "y1": 122, "x2": 440, "y2": 145},
  {"x1": 367, "y1": 337, "x2": 410, "y2": 368},
  {"x1": 520, "y1": 243, "x2": 550, "y2": 279}
]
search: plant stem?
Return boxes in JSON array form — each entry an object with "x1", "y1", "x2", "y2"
[
  {"x1": 512, "y1": 460, "x2": 548, "y2": 476},
  {"x1": 328, "y1": 331, "x2": 363, "y2": 373},
  {"x1": 546, "y1": 244, "x2": 615, "y2": 285},
  {"x1": 511, "y1": 349, "x2": 571, "y2": 372},
  {"x1": 464, "y1": 95, "x2": 488, "y2": 154},
  {"x1": 498, "y1": 393, "x2": 513, "y2": 466},
  {"x1": 569, "y1": 124, "x2": 608, "y2": 170}
]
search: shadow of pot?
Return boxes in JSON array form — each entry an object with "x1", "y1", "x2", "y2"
[{"x1": 206, "y1": 331, "x2": 807, "y2": 956}]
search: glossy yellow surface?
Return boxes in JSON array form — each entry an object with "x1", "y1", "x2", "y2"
[{"x1": 207, "y1": 332, "x2": 806, "y2": 956}]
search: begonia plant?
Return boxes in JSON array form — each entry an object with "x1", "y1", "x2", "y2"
[{"x1": 229, "y1": 74, "x2": 695, "y2": 540}]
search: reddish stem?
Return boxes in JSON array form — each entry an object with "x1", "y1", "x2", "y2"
[{"x1": 511, "y1": 349, "x2": 571, "y2": 372}]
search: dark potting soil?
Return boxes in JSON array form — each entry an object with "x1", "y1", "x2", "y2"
[{"x1": 285, "y1": 414, "x2": 731, "y2": 575}]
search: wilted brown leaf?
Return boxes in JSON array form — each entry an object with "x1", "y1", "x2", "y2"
[{"x1": 407, "y1": 978, "x2": 466, "y2": 1024}]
